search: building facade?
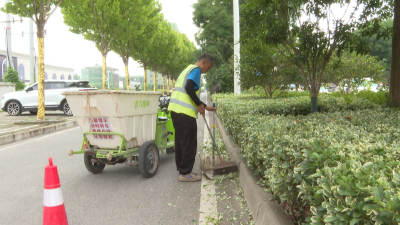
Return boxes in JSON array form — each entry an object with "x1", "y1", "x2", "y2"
[
  {"x1": 81, "y1": 64, "x2": 119, "y2": 89},
  {"x1": 0, "y1": 50, "x2": 74, "y2": 84}
]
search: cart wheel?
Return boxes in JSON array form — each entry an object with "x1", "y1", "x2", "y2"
[
  {"x1": 138, "y1": 141, "x2": 159, "y2": 178},
  {"x1": 84, "y1": 154, "x2": 105, "y2": 174}
]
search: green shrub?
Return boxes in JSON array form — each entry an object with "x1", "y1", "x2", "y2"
[
  {"x1": 213, "y1": 93, "x2": 381, "y2": 118},
  {"x1": 279, "y1": 91, "x2": 311, "y2": 98},
  {"x1": 356, "y1": 90, "x2": 389, "y2": 105},
  {"x1": 4, "y1": 67, "x2": 25, "y2": 91},
  {"x1": 214, "y1": 93, "x2": 400, "y2": 224}
]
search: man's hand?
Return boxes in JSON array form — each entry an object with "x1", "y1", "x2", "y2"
[
  {"x1": 205, "y1": 106, "x2": 217, "y2": 114},
  {"x1": 197, "y1": 104, "x2": 205, "y2": 117}
]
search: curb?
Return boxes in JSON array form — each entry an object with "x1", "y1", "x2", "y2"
[
  {"x1": 14, "y1": 120, "x2": 62, "y2": 125},
  {"x1": 215, "y1": 115, "x2": 293, "y2": 225},
  {"x1": 0, "y1": 120, "x2": 78, "y2": 146}
]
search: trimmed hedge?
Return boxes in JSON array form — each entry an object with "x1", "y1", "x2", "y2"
[
  {"x1": 213, "y1": 92, "x2": 400, "y2": 224},
  {"x1": 213, "y1": 91, "x2": 386, "y2": 117}
]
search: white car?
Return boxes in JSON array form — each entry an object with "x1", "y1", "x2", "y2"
[{"x1": 1, "y1": 80, "x2": 97, "y2": 116}]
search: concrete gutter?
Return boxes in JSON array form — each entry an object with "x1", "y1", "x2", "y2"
[
  {"x1": 0, "y1": 120, "x2": 78, "y2": 146},
  {"x1": 215, "y1": 115, "x2": 293, "y2": 225}
]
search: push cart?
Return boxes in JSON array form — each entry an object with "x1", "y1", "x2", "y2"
[{"x1": 62, "y1": 90, "x2": 175, "y2": 178}]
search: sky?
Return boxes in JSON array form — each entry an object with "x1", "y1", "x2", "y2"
[{"x1": 0, "y1": 0, "x2": 199, "y2": 77}]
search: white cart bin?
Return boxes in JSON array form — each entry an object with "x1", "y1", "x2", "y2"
[{"x1": 62, "y1": 90, "x2": 161, "y2": 149}]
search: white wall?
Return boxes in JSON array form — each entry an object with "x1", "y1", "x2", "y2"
[
  {"x1": 0, "y1": 82, "x2": 15, "y2": 103},
  {"x1": 41, "y1": 65, "x2": 74, "y2": 82}
]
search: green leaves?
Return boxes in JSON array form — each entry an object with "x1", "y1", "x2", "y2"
[
  {"x1": 373, "y1": 187, "x2": 384, "y2": 202},
  {"x1": 61, "y1": 0, "x2": 195, "y2": 89},
  {"x1": 193, "y1": 0, "x2": 234, "y2": 93},
  {"x1": 349, "y1": 218, "x2": 362, "y2": 225},
  {"x1": 3, "y1": 67, "x2": 26, "y2": 91},
  {"x1": 214, "y1": 92, "x2": 400, "y2": 224},
  {"x1": 239, "y1": 42, "x2": 302, "y2": 98},
  {"x1": 2, "y1": 0, "x2": 62, "y2": 22},
  {"x1": 324, "y1": 52, "x2": 387, "y2": 93},
  {"x1": 240, "y1": 0, "x2": 392, "y2": 107}
]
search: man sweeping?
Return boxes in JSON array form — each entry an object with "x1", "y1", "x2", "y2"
[{"x1": 168, "y1": 53, "x2": 216, "y2": 182}]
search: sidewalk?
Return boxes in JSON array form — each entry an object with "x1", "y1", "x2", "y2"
[
  {"x1": 207, "y1": 93, "x2": 293, "y2": 225},
  {"x1": 0, "y1": 111, "x2": 78, "y2": 146}
]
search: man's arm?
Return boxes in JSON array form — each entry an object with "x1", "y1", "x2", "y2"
[{"x1": 185, "y1": 79, "x2": 206, "y2": 107}]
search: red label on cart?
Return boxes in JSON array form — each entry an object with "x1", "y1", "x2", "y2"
[{"x1": 88, "y1": 117, "x2": 114, "y2": 140}]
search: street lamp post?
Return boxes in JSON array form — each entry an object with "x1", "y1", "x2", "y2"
[
  {"x1": 5, "y1": 0, "x2": 13, "y2": 69},
  {"x1": 233, "y1": 0, "x2": 241, "y2": 95}
]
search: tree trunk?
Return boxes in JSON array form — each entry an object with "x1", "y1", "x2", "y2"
[
  {"x1": 125, "y1": 64, "x2": 129, "y2": 90},
  {"x1": 36, "y1": 36, "x2": 45, "y2": 121},
  {"x1": 310, "y1": 83, "x2": 319, "y2": 113},
  {"x1": 167, "y1": 76, "x2": 170, "y2": 95},
  {"x1": 311, "y1": 96, "x2": 318, "y2": 113},
  {"x1": 162, "y1": 74, "x2": 165, "y2": 95},
  {"x1": 143, "y1": 65, "x2": 147, "y2": 91},
  {"x1": 389, "y1": 0, "x2": 400, "y2": 106},
  {"x1": 154, "y1": 70, "x2": 157, "y2": 92},
  {"x1": 102, "y1": 56, "x2": 107, "y2": 90}
]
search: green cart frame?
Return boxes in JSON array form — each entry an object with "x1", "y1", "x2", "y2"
[{"x1": 68, "y1": 96, "x2": 175, "y2": 178}]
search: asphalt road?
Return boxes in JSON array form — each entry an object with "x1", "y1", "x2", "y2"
[
  {"x1": 0, "y1": 92, "x2": 205, "y2": 225},
  {"x1": 0, "y1": 92, "x2": 251, "y2": 225}
]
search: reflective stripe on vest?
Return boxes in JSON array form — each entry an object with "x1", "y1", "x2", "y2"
[
  {"x1": 169, "y1": 98, "x2": 198, "y2": 112},
  {"x1": 168, "y1": 65, "x2": 200, "y2": 118}
]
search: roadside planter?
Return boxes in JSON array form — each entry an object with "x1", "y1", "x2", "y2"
[
  {"x1": 213, "y1": 93, "x2": 400, "y2": 224},
  {"x1": 62, "y1": 90, "x2": 175, "y2": 178}
]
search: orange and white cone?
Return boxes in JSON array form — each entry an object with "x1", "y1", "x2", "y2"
[{"x1": 43, "y1": 157, "x2": 68, "y2": 225}]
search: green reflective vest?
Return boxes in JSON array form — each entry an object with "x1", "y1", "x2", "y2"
[{"x1": 168, "y1": 64, "x2": 201, "y2": 119}]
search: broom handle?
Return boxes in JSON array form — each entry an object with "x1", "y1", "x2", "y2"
[
  {"x1": 213, "y1": 102, "x2": 216, "y2": 160},
  {"x1": 203, "y1": 112, "x2": 221, "y2": 156}
]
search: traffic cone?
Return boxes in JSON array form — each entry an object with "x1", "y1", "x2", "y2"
[{"x1": 43, "y1": 157, "x2": 68, "y2": 225}]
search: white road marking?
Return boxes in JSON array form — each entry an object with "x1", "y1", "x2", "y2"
[
  {"x1": 0, "y1": 127, "x2": 79, "y2": 151},
  {"x1": 199, "y1": 94, "x2": 218, "y2": 224}
]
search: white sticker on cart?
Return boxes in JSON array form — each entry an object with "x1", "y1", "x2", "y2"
[{"x1": 87, "y1": 117, "x2": 114, "y2": 140}]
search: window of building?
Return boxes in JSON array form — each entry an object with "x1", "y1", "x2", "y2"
[
  {"x1": 68, "y1": 75, "x2": 72, "y2": 80},
  {"x1": 18, "y1": 64, "x2": 25, "y2": 82},
  {"x1": 61, "y1": 74, "x2": 65, "y2": 80},
  {"x1": 52, "y1": 73, "x2": 57, "y2": 80},
  {"x1": 45, "y1": 72, "x2": 48, "y2": 80}
]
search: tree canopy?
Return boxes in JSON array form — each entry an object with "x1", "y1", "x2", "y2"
[
  {"x1": 62, "y1": 0, "x2": 156, "y2": 89},
  {"x1": 62, "y1": 0, "x2": 196, "y2": 91},
  {"x1": 324, "y1": 51, "x2": 387, "y2": 93},
  {"x1": 193, "y1": 0, "x2": 235, "y2": 93},
  {"x1": 241, "y1": 0, "x2": 395, "y2": 111}
]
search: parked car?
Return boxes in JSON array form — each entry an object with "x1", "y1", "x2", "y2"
[{"x1": 1, "y1": 80, "x2": 97, "y2": 116}]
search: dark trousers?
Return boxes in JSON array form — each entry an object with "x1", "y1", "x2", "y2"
[{"x1": 171, "y1": 111, "x2": 197, "y2": 175}]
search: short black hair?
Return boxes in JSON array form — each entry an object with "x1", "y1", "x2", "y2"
[{"x1": 197, "y1": 53, "x2": 214, "y2": 64}]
